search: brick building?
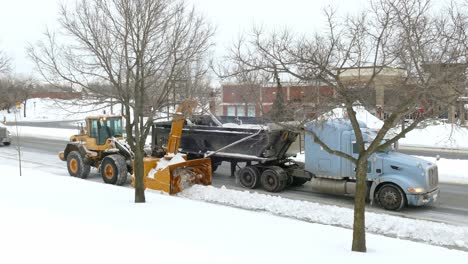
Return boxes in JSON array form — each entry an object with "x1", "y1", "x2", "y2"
[{"x1": 219, "y1": 83, "x2": 332, "y2": 117}]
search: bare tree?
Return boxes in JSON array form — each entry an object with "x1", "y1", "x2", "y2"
[
  {"x1": 0, "y1": 49, "x2": 10, "y2": 75},
  {"x1": 28, "y1": 0, "x2": 214, "y2": 203},
  {"x1": 224, "y1": 0, "x2": 467, "y2": 252}
]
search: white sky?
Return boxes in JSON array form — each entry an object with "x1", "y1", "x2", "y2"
[{"x1": 0, "y1": 0, "x2": 367, "y2": 77}]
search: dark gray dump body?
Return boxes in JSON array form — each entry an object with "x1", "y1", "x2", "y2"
[{"x1": 152, "y1": 122, "x2": 298, "y2": 162}]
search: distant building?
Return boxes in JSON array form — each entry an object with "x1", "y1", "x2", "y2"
[{"x1": 219, "y1": 83, "x2": 332, "y2": 117}]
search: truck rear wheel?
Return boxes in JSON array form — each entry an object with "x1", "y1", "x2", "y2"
[
  {"x1": 100, "y1": 155, "x2": 128, "y2": 186},
  {"x1": 261, "y1": 166, "x2": 288, "y2": 192},
  {"x1": 377, "y1": 184, "x2": 406, "y2": 211},
  {"x1": 67, "y1": 151, "x2": 90, "y2": 179},
  {"x1": 238, "y1": 166, "x2": 260, "y2": 189}
]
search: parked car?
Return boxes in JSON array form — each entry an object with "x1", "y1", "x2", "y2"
[{"x1": 0, "y1": 122, "x2": 11, "y2": 146}]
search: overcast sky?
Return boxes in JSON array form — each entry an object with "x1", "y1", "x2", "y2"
[{"x1": 0, "y1": 0, "x2": 366, "y2": 77}]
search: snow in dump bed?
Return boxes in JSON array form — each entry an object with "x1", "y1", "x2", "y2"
[
  {"x1": 1, "y1": 164, "x2": 468, "y2": 264},
  {"x1": 221, "y1": 122, "x2": 266, "y2": 129},
  {"x1": 180, "y1": 185, "x2": 468, "y2": 250}
]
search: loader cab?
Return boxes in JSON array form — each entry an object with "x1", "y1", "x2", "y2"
[{"x1": 87, "y1": 116, "x2": 124, "y2": 145}]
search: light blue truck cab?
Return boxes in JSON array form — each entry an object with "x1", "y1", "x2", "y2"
[{"x1": 304, "y1": 119, "x2": 439, "y2": 210}]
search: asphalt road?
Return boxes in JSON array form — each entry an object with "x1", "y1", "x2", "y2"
[{"x1": 3, "y1": 134, "x2": 468, "y2": 227}]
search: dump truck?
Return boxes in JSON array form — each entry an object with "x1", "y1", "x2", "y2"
[
  {"x1": 153, "y1": 117, "x2": 439, "y2": 210},
  {"x1": 58, "y1": 99, "x2": 211, "y2": 194}
]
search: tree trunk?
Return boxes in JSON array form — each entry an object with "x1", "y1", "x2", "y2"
[
  {"x1": 352, "y1": 158, "x2": 367, "y2": 252},
  {"x1": 134, "y1": 144, "x2": 146, "y2": 203},
  {"x1": 23, "y1": 100, "x2": 27, "y2": 118}
]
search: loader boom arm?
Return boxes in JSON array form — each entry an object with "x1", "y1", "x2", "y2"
[{"x1": 166, "y1": 99, "x2": 198, "y2": 154}]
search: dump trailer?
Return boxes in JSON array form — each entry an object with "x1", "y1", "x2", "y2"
[
  {"x1": 153, "y1": 118, "x2": 300, "y2": 191},
  {"x1": 153, "y1": 118, "x2": 439, "y2": 210},
  {"x1": 58, "y1": 99, "x2": 211, "y2": 194}
]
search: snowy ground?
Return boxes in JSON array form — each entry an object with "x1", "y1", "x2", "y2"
[
  {"x1": 0, "y1": 98, "x2": 120, "y2": 122},
  {"x1": 1, "y1": 163, "x2": 467, "y2": 264}
]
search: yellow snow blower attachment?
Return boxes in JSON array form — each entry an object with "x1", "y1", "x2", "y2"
[{"x1": 133, "y1": 99, "x2": 212, "y2": 194}]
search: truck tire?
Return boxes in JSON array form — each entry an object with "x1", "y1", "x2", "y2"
[
  {"x1": 261, "y1": 166, "x2": 288, "y2": 192},
  {"x1": 100, "y1": 155, "x2": 128, "y2": 186},
  {"x1": 377, "y1": 184, "x2": 406, "y2": 211},
  {"x1": 67, "y1": 151, "x2": 90, "y2": 179},
  {"x1": 239, "y1": 166, "x2": 260, "y2": 189},
  {"x1": 3, "y1": 142, "x2": 11, "y2": 146}
]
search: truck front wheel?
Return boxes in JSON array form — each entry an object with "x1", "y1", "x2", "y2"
[{"x1": 377, "y1": 184, "x2": 406, "y2": 211}]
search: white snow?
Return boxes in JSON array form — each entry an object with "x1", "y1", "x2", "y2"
[
  {"x1": 1, "y1": 163, "x2": 467, "y2": 264},
  {"x1": 400, "y1": 123, "x2": 468, "y2": 150},
  {"x1": 0, "y1": 98, "x2": 121, "y2": 122},
  {"x1": 324, "y1": 106, "x2": 384, "y2": 130},
  {"x1": 147, "y1": 153, "x2": 188, "y2": 179}
]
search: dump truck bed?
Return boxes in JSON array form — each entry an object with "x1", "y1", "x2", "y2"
[{"x1": 152, "y1": 121, "x2": 298, "y2": 162}]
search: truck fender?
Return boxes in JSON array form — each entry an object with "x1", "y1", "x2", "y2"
[{"x1": 369, "y1": 174, "x2": 418, "y2": 205}]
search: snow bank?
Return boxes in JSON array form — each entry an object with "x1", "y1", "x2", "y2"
[
  {"x1": 180, "y1": 185, "x2": 468, "y2": 249},
  {"x1": 324, "y1": 106, "x2": 384, "y2": 130},
  {"x1": 0, "y1": 98, "x2": 122, "y2": 122},
  {"x1": 1, "y1": 163, "x2": 468, "y2": 263},
  {"x1": 400, "y1": 123, "x2": 468, "y2": 150}
]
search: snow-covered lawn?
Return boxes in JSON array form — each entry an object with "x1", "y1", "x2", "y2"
[
  {"x1": 1, "y1": 163, "x2": 467, "y2": 264},
  {"x1": 0, "y1": 98, "x2": 120, "y2": 122}
]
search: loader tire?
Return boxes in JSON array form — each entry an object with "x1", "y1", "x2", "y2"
[
  {"x1": 100, "y1": 155, "x2": 128, "y2": 186},
  {"x1": 67, "y1": 151, "x2": 90, "y2": 179},
  {"x1": 261, "y1": 166, "x2": 288, "y2": 192},
  {"x1": 238, "y1": 166, "x2": 260, "y2": 189}
]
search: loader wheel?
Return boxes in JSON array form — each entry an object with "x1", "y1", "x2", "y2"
[
  {"x1": 261, "y1": 166, "x2": 288, "y2": 192},
  {"x1": 67, "y1": 151, "x2": 90, "y2": 179},
  {"x1": 238, "y1": 166, "x2": 260, "y2": 189},
  {"x1": 100, "y1": 155, "x2": 128, "y2": 186}
]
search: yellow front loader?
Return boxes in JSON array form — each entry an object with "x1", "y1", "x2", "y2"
[
  {"x1": 59, "y1": 99, "x2": 211, "y2": 194},
  {"x1": 133, "y1": 99, "x2": 212, "y2": 194}
]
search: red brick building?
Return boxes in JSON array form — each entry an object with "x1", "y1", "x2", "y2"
[{"x1": 219, "y1": 83, "x2": 332, "y2": 117}]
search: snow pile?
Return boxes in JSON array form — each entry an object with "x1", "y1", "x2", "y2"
[
  {"x1": 400, "y1": 123, "x2": 468, "y2": 150},
  {"x1": 180, "y1": 185, "x2": 468, "y2": 249},
  {"x1": 1, "y1": 164, "x2": 468, "y2": 263},
  {"x1": 323, "y1": 106, "x2": 384, "y2": 130},
  {"x1": 147, "y1": 153, "x2": 187, "y2": 179}
]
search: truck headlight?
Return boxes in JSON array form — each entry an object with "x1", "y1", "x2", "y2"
[{"x1": 407, "y1": 187, "x2": 425, "y2": 194}]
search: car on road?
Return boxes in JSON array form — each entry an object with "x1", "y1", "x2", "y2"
[{"x1": 0, "y1": 122, "x2": 11, "y2": 146}]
